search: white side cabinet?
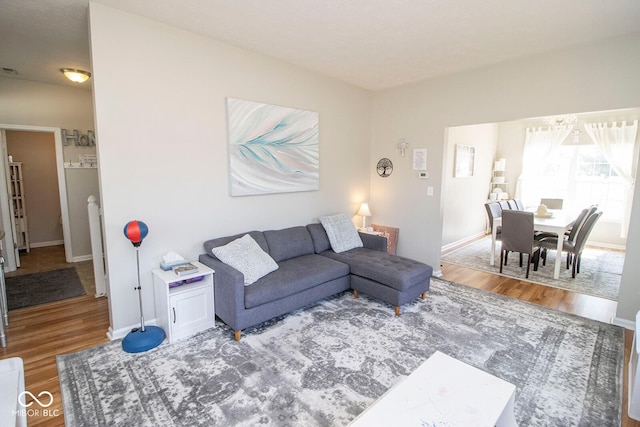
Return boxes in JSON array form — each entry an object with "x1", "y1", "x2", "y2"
[{"x1": 152, "y1": 261, "x2": 215, "y2": 343}]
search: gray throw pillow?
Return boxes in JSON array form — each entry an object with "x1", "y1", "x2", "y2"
[
  {"x1": 211, "y1": 234, "x2": 279, "y2": 285},
  {"x1": 319, "y1": 213, "x2": 363, "y2": 253}
]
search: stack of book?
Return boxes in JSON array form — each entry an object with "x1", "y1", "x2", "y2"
[{"x1": 172, "y1": 263, "x2": 199, "y2": 276}]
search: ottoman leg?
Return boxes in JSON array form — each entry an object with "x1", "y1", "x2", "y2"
[
  {"x1": 395, "y1": 306, "x2": 400, "y2": 316},
  {"x1": 421, "y1": 292, "x2": 427, "y2": 299},
  {"x1": 353, "y1": 290, "x2": 359, "y2": 299},
  {"x1": 234, "y1": 330, "x2": 241, "y2": 341}
]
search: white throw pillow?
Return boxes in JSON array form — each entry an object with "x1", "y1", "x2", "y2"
[
  {"x1": 211, "y1": 234, "x2": 279, "y2": 285},
  {"x1": 319, "y1": 213, "x2": 363, "y2": 253}
]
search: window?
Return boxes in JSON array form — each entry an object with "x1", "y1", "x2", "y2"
[
  {"x1": 538, "y1": 144, "x2": 626, "y2": 221},
  {"x1": 577, "y1": 147, "x2": 617, "y2": 178}
]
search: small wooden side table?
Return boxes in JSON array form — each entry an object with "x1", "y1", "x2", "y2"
[{"x1": 371, "y1": 224, "x2": 399, "y2": 255}]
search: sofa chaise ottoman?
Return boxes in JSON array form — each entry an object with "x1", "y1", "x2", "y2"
[{"x1": 307, "y1": 223, "x2": 433, "y2": 316}]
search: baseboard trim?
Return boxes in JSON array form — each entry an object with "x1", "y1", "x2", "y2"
[
  {"x1": 588, "y1": 241, "x2": 626, "y2": 251},
  {"x1": 613, "y1": 317, "x2": 636, "y2": 330},
  {"x1": 30, "y1": 240, "x2": 64, "y2": 248},
  {"x1": 107, "y1": 318, "x2": 159, "y2": 341},
  {"x1": 72, "y1": 254, "x2": 93, "y2": 262},
  {"x1": 441, "y1": 232, "x2": 486, "y2": 253}
]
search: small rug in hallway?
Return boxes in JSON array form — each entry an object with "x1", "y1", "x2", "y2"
[
  {"x1": 441, "y1": 236, "x2": 624, "y2": 300},
  {"x1": 57, "y1": 278, "x2": 623, "y2": 427},
  {"x1": 6, "y1": 267, "x2": 86, "y2": 310}
]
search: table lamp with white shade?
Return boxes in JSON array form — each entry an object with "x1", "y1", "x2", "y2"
[{"x1": 357, "y1": 203, "x2": 372, "y2": 229}]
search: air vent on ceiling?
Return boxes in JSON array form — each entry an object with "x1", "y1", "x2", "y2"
[{"x1": 1, "y1": 67, "x2": 18, "y2": 75}]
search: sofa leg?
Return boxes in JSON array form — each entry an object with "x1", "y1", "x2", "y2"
[
  {"x1": 395, "y1": 306, "x2": 400, "y2": 316},
  {"x1": 421, "y1": 292, "x2": 427, "y2": 300},
  {"x1": 234, "y1": 330, "x2": 241, "y2": 341},
  {"x1": 353, "y1": 290, "x2": 359, "y2": 299}
]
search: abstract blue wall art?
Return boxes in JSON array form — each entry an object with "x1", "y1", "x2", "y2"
[{"x1": 226, "y1": 98, "x2": 319, "y2": 196}]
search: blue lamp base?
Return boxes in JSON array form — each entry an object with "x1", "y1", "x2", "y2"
[{"x1": 122, "y1": 326, "x2": 165, "y2": 353}]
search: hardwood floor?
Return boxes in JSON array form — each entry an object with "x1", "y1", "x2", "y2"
[
  {"x1": 1, "y1": 246, "x2": 110, "y2": 427},
  {"x1": 0, "y1": 245, "x2": 636, "y2": 425}
]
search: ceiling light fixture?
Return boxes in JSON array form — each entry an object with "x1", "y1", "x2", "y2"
[
  {"x1": 542, "y1": 114, "x2": 577, "y2": 130},
  {"x1": 61, "y1": 68, "x2": 91, "y2": 83}
]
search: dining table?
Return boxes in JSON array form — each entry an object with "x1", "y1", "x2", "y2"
[{"x1": 490, "y1": 210, "x2": 576, "y2": 280}]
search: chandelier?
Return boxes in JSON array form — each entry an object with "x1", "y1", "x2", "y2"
[{"x1": 543, "y1": 114, "x2": 577, "y2": 129}]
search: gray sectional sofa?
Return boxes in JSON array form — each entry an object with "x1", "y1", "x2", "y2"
[{"x1": 199, "y1": 223, "x2": 433, "y2": 341}]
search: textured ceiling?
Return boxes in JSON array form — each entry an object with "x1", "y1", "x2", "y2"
[{"x1": 1, "y1": 0, "x2": 640, "y2": 91}]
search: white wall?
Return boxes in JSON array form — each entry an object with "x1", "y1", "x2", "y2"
[
  {"x1": 0, "y1": 78, "x2": 98, "y2": 258},
  {"x1": 88, "y1": 4, "x2": 372, "y2": 337},
  {"x1": 495, "y1": 121, "x2": 525, "y2": 200},
  {"x1": 442, "y1": 123, "x2": 498, "y2": 246},
  {"x1": 371, "y1": 33, "x2": 640, "y2": 321}
]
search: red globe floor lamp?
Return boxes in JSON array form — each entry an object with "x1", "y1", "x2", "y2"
[{"x1": 121, "y1": 220, "x2": 165, "y2": 353}]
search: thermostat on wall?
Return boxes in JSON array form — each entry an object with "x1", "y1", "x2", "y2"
[{"x1": 418, "y1": 171, "x2": 429, "y2": 179}]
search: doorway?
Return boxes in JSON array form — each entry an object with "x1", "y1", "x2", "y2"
[
  {"x1": 440, "y1": 108, "x2": 639, "y2": 302},
  {"x1": 0, "y1": 125, "x2": 72, "y2": 272}
]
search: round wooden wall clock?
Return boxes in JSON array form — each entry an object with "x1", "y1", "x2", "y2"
[{"x1": 377, "y1": 158, "x2": 393, "y2": 177}]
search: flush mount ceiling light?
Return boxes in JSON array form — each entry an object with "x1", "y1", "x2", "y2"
[{"x1": 60, "y1": 68, "x2": 91, "y2": 83}]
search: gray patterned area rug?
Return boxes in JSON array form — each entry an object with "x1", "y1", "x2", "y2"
[
  {"x1": 441, "y1": 236, "x2": 624, "y2": 300},
  {"x1": 57, "y1": 278, "x2": 623, "y2": 426}
]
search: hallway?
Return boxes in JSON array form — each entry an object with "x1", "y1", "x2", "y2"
[{"x1": 5, "y1": 245, "x2": 96, "y2": 296}]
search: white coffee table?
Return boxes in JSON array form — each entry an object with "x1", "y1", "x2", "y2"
[
  {"x1": 0, "y1": 357, "x2": 26, "y2": 427},
  {"x1": 349, "y1": 351, "x2": 518, "y2": 427}
]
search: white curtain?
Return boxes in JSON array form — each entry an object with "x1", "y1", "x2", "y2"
[
  {"x1": 583, "y1": 120, "x2": 638, "y2": 237},
  {"x1": 516, "y1": 126, "x2": 573, "y2": 207}
]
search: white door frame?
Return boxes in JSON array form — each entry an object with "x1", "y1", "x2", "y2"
[{"x1": 0, "y1": 124, "x2": 73, "y2": 270}]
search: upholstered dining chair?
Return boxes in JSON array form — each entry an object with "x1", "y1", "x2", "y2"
[
  {"x1": 538, "y1": 211, "x2": 602, "y2": 278},
  {"x1": 498, "y1": 200, "x2": 510, "y2": 211},
  {"x1": 536, "y1": 207, "x2": 589, "y2": 242},
  {"x1": 500, "y1": 210, "x2": 541, "y2": 279},
  {"x1": 540, "y1": 198, "x2": 564, "y2": 209},
  {"x1": 507, "y1": 199, "x2": 518, "y2": 210},
  {"x1": 514, "y1": 199, "x2": 525, "y2": 210},
  {"x1": 586, "y1": 204, "x2": 598, "y2": 219},
  {"x1": 484, "y1": 202, "x2": 502, "y2": 239}
]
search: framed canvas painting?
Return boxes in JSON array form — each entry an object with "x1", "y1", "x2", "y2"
[
  {"x1": 226, "y1": 98, "x2": 319, "y2": 196},
  {"x1": 454, "y1": 144, "x2": 475, "y2": 178}
]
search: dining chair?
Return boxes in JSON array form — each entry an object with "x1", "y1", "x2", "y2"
[
  {"x1": 538, "y1": 211, "x2": 602, "y2": 278},
  {"x1": 514, "y1": 199, "x2": 525, "y2": 210},
  {"x1": 536, "y1": 207, "x2": 589, "y2": 243},
  {"x1": 507, "y1": 199, "x2": 518, "y2": 210},
  {"x1": 540, "y1": 198, "x2": 563, "y2": 209},
  {"x1": 498, "y1": 200, "x2": 510, "y2": 211},
  {"x1": 484, "y1": 202, "x2": 502, "y2": 239},
  {"x1": 500, "y1": 210, "x2": 540, "y2": 279}
]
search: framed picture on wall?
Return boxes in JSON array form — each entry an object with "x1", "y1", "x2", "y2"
[
  {"x1": 226, "y1": 97, "x2": 319, "y2": 196},
  {"x1": 454, "y1": 144, "x2": 475, "y2": 177}
]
